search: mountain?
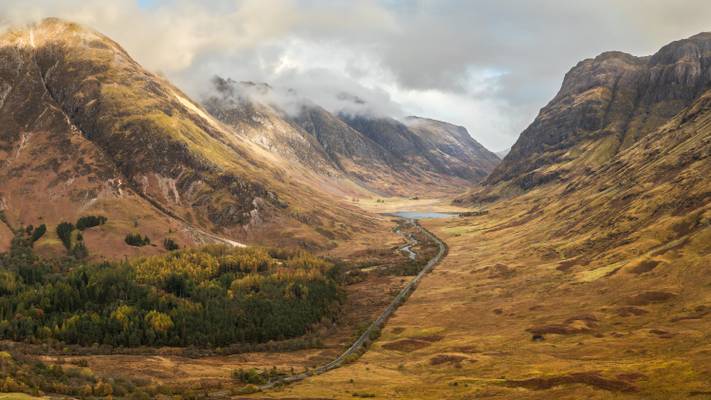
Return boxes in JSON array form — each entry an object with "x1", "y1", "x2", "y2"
[
  {"x1": 0, "y1": 18, "x2": 498, "y2": 258},
  {"x1": 337, "y1": 113, "x2": 499, "y2": 186},
  {"x1": 0, "y1": 18, "x2": 377, "y2": 257},
  {"x1": 202, "y1": 78, "x2": 403, "y2": 196},
  {"x1": 403, "y1": 116, "x2": 500, "y2": 181},
  {"x1": 202, "y1": 78, "x2": 499, "y2": 195},
  {"x1": 485, "y1": 32, "x2": 711, "y2": 193},
  {"x1": 291, "y1": 103, "x2": 415, "y2": 192},
  {"x1": 439, "y1": 35, "x2": 711, "y2": 398}
]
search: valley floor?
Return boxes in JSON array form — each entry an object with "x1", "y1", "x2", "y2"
[
  {"x1": 9, "y1": 196, "x2": 710, "y2": 399},
  {"x1": 260, "y1": 198, "x2": 711, "y2": 399}
]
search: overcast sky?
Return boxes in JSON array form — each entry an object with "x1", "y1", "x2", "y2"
[{"x1": 3, "y1": 0, "x2": 711, "y2": 151}]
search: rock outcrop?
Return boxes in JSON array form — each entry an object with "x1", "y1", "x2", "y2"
[{"x1": 486, "y1": 32, "x2": 711, "y2": 190}]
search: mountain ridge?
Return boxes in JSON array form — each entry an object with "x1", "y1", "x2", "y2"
[
  {"x1": 483, "y1": 31, "x2": 711, "y2": 193},
  {"x1": 203, "y1": 77, "x2": 500, "y2": 196}
]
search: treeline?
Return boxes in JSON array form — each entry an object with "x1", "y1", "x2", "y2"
[{"x1": 0, "y1": 239, "x2": 343, "y2": 348}]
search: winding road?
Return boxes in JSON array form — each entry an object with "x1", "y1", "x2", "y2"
[{"x1": 260, "y1": 218, "x2": 448, "y2": 390}]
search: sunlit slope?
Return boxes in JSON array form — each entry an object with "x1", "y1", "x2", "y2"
[
  {"x1": 481, "y1": 33, "x2": 711, "y2": 199},
  {"x1": 0, "y1": 18, "x2": 378, "y2": 255}
]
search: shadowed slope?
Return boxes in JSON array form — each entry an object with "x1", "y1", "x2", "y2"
[{"x1": 203, "y1": 78, "x2": 499, "y2": 196}]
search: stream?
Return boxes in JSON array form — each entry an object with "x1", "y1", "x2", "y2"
[{"x1": 392, "y1": 211, "x2": 457, "y2": 260}]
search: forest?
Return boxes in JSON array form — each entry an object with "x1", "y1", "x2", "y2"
[{"x1": 0, "y1": 230, "x2": 343, "y2": 348}]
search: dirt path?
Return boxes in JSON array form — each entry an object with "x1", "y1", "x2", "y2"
[{"x1": 260, "y1": 219, "x2": 448, "y2": 390}]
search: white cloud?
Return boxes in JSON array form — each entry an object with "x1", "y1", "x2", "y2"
[{"x1": 2, "y1": 0, "x2": 711, "y2": 151}]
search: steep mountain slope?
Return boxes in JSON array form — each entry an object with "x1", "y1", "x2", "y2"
[
  {"x1": 0, "y1": 18, "x2": 375, "y2": 256},
  {"x1": 485, "y1": 32, "x2": 711, "y2": 193},
  {"x1": 404, "y1": 116, "x2": 501, "y2": 181},
  {"x1": 203, "y1": 78, "x2": 499, "y2": 195},
  {"x1": 202, "y1": 78, "x2": 396, "y2": 197},
  {"x1": 202, "y1": 79, "x2": 343, "y2": 180},
  {"x1": 296, "y1": 108, "x2": 498, "y2": 194},
  {"x1": 339, "y1": 114, "x2": 498, "y2": 185},
  {"x1": 291, "y1": 103, "x2": 414, "y2": 192},
  {"x1": 340, "y1": 115, "x2": 452, "y2": 177}
]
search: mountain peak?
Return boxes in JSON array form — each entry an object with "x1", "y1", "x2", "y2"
[
  {"x1": 2, "y1": 18, "x2": 93, "y2": 45},
  {"x1": 1, "y1": 17, "x2": 134, "y2": 68}
]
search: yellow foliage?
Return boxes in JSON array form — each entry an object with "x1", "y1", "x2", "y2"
[
  {"x1": 93, "y1": 380, "x2": 113, "y2": 396},
  {"x1": 145, "y1": 310, "x2": 173, "y2": 333},
  {"x1": 230, "y1": 274, "x2": 265, "y2": 293},
  {"x1": 132, "y1": 249, "x2": 219, "y2": 285},
  {"x1": 110, "y1": 305, "x2": 135, "y2": 330}
]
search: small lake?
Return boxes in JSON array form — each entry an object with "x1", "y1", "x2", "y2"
[{"x1": 387, "y1": 211, "x2": 459, "y2": 219}]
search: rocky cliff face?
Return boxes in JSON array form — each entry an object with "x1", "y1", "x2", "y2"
[
  {"x1": 486, "y1": 32, "x2": 711, "y2": 190},
  {"x1": 293, "y1": 105, "x2": 398, "y2": 170},
  {"x1": 339, "y1": 114, "x2": 499, "y2": 183},
  {"x1": 404, "y1": 116, "x2": 501, "y2": 181},
  {"x1": 291, "y1": 104, "x2": 419, "y2": 190}
]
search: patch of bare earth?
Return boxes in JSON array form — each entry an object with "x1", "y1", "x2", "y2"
[
  {"x1": 626, "y1": 291, "x2": 677, "y2": 306},
  {"x1": 429, "y1": 354, "x2": 469, "y2": 367},
  {"x1": 381, "y1": 335, "x2": 443, "y2": 352},
  {"x1": 503, "y1": 372, "x2": 639, "y2": 393}
]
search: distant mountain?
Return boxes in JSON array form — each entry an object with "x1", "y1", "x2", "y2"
[
  {"x1": 336, "y1": 113, "x2": 499, "y2": 184},
  {"x1": 202, "y1": 78, "x2": 499, "y2": 195},
  {"x1": 485, "y1": 32, "x2": 711, "y2": 192},
  {"x1": 291, "y1": 103, "x2": 414, "y2": 191},
  {"x1": 403, "y1": 116, "x2": 501, "y2": 181},
  {"x1": 495, "y1": 148, "x2": 510, "y2": 159}
]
